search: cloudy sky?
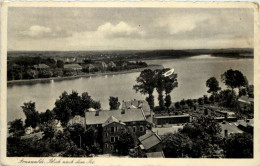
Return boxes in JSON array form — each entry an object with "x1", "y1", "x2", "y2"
[{"x1": 8, "y1": 7, "x2": 254, "y2": 51}]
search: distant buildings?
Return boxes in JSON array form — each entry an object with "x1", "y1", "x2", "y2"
[
  {"x1": 238, "y1": 96, "x2": 254, "y2": 112},
  {"x1": 33, "y1": 64, "x2": 50, "y2": 71},
  {"x1": 64, "y1": 64, "x2": 83, "y2": 71}
]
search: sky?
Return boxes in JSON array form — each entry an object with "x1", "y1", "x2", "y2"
[{"x1": 8, "y1": 7, "x2": 254, "y2": 51}]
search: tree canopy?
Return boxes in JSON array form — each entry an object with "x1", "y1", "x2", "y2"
[
  {"x1": 206, "y1": 77, "x2": 221, "y2": 94},
  {"x1": 221, "y1": 69, "x2": 248, "y2": 90},
  {"x1": 109, "y1": 96, "x2": 121, "y2": 110},
  {"x1": 53, "y1": 91, "x2": 101, "y2": 126},
  {"x1": 21, "y1": 101, "x2": 40, "y2": 128}
]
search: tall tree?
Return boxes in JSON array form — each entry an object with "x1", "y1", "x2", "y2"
[
  {"x1": 221, "y1": 69, "x2": 248, "y2": 93},
  {"x1": 206, "y1": 77, "x2": 221, "y2": 96},
  {"x1": 109, "y1": 96, "x2": 121, "y2": 110},
  {"x1": 21, "y1": 101, "x2": 40, "y2": 128},
  {"x1": 133, "y1": 69, "x2": 157, "y2": 109},
  {"x1": 114, "y1": 132, "x2": 135, "y2": 155}
]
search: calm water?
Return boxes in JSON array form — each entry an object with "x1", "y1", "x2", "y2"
[{"x1": 7, "y1": 55, "x2": 253, "y2": 122}]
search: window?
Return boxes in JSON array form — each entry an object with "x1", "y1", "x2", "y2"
[
  {"x1": 115, "y1": 136, "x2": 119, "y2": 142},
  {"x1": 105, "y1": 132, "x2": 108, "y2": 137},
  {"x1": 111, "y1": 136, "x2": 115, "y2": 143},
  {"x1": 105, "y1": 143, "x2": 108, "y2": 149},
  {"x1": 140, "y1": 126, "x2": 144, "y2": 132},
  {"x1": 115, "y1": 127, "x2": 118, "y2": 132},
  {"x1": 111, "y1": 127, "x2": 115, "y2": 133},
  {"x1": 110, "y1": 145, "x2": 113, "y2": 150},
  {"x1": 133, "y1": 126, "x2": 136, "y2": 132}
]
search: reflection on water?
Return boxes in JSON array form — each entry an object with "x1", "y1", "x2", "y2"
[{"x1": 7, "y1": 55, "x2": 253, "y2": 122}]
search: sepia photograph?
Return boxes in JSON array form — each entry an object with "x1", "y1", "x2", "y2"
[{"x1": 1, "y1": 2, "x2": 259, "y2": 165}]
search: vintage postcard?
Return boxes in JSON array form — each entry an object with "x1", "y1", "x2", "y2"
[{"x1": 1, "y1": 1, "x2": 259, "y2": 166}]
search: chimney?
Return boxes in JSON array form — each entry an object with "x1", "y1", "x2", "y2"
[
  {"x1": 95, "y1": 110, "x2": 99, "y2": 116},
  {"x1": 224, "y1": 129, "x2": 228, "y2": 137},
  {"x1": 121, "y1": 109, "x2": 125, "y2": 114}
]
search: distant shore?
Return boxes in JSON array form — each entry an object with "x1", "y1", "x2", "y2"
[{"x1": 7, "y1": 64, "x2": 163, "y2": 86}]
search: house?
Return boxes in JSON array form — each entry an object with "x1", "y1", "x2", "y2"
[
  {"x1": 21, "y1": 132, "x2": 44, "y2": 140},
  {"x1": 65, "y1": 57, "x2": 76, "y2": 63},
  {"x1": 153, "y1": 114, "x2": 190, "y2": 126},
  {"x1": 238, "y1": 96, "x2": 254, "y2": 112},
  {"x1": 93, "y1": 61, "x2": 108, "y2": 71},
  {"x1": 85, "y1": 109, "x2": 148, "y2": 138},
  {"x1": 237, "y1": 119, "x2": 253, "y2": 133},
  {"x1": 122, "y1": 99, "x2": 151, "y2": 117},
  {"x1": 64, "y1": 64, "x2": 83, "y2": 71},
  {"x1": 33, "y1": 64, "x2": 50, "y2": 70},
  {"x1": 102, "y1": 116, "x2": 126, "y2": 154},
  {"x1": 138, "y1": 131, "x2": 163, "y2": 153},
  {"x1": 108, "y1": 61, "x2": 116, "y2": 68},
  {"x1": 146, "y1": 151, "x2": 165, "y2": 158},
  {"x1": 219, "y1": 121, "x2": 243, "y2": 137},
  {"x1": 82, "y1": 64, "x2": 95, "y2": 72},
  {"x1": 85, "y1": 108, "x2": 148, "y2": 154}
]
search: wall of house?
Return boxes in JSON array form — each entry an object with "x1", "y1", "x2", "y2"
[
  {"x1": 146, "y1": 142, "x2": 163, "y2": 153},
  {"x1": 103, "y1": 122, "x2": 126, "y2": 154}
]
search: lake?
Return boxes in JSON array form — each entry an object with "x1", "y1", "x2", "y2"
[{"x1": 7, "y1": 55, "x2": 254, "y2": 122}]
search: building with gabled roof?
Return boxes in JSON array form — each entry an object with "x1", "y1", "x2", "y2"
[
  {"x1": 238, "y1": 95, "x2": 254, "y2": 113},
  {"x1": 122, "y1": 99, "x2": 151, "y2": 117},
  {"x1": 33, "y1": 64, "x2": 50, "y2": 70},
  {"x1": 102, "y1": 116, "x2": 126, "y2": 154},
  {"x1": 138, "y1": 131, "x2": 162, "y2": 153}
]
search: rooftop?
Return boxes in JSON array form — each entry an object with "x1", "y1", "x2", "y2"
[
  {"x1": 238, "y1": 96, "x2": 254, "y2": 104},
  {"x1": 33, "y1": 64, "x2": 49, "y2": 69},
  {"x1": 154, "y1": 114, "x2": 190, "y2": 119},
  {"x1": 64, "y1": 64, "x2": 82, "y2": 69},
  {"x1": 102, "y1": 116, "x2": 126, "y2": 127},
  {"x1": 122, "y1": 100, "x2": 151, "y2": 117},
  {"x1": 138, "y1": 131, "x2": 162, "y2": 150},
  {"x1": 85, "y1": 109, "x2": 146, "y2": 125},
  {"x1": 219, "y1": 122, "x2": 243, "y2": 137}
]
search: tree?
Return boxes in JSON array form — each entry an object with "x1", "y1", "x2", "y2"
[
  {"x1": 218, "y1": 89, "x2": 237, "y2": 108},
  {"x1": 62, "y1": 145, "x2": 86, "y2": 157},
  {"x1": 39, "y1": 109, "x2": 55, "y2": 124},
  {"x1": 162, "y1": 133, "x2": 192, "y2": 158},
  {"x1": 165, "y1": 95, "x2": 172, "y2": 109},
  {"x1": 109, "y1": 96, "x2": 121, "y2": 110},
  {"x1": 114, "y1": 132, "x2": 135, "y2": 155},
  {"x1": 221, "y1": 69, "x2": 248, "y2": 93},
  {"x1": 206, "y1": 77, "x2": 221, "y2": 95},
  {"x1": 43, "y1": 123, "x2": 55, "y2": 143},
  {"x1": 186, "y1": 99, "x2": 194, "y2": 108},
  {"x1": 21, "y1": 101, "x2": 40, "y2": 128},
  {"x1": 68, "y1": 124, "x2": 85, "y2": 148},
  {"x1": 8, "y1": 119, "x2": 25, "y2": 137},
  {"x1": 175, "y1": 102, "x2": 181, "y2": 109},
  {"x1": 180, "y1": 99, "x2": 186, "y2": 106},
  {"x1": 180, "y1": 116, "x2": 222, "y2": 158},
  {"x1": 133, "y1": 69, "x2": 157, "y2": 109},
  {"x1": 223, "y1": 133, "x2": 253, "y2": 158},
  {"x1": 53, "y1": 91, "x2": 101, "y2": 126},
  {"x1": 57, "y1": 60, "x2": 64, "y2": 68},
  {"x1": 198, "y1": 98, "x2": 204, "y2": 105}
]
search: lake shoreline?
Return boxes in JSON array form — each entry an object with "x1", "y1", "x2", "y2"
[{"x1": 7, "y1": 64, "x2": 164, "y2": 86}]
